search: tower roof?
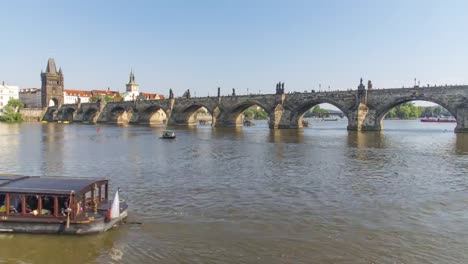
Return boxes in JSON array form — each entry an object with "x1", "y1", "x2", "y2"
[
  {"x1": 128, "y1": 70, "x2": 136, "y2": 84},
  {"x1": 46, "y1": 58, "x2": 57, "y2": 74}
]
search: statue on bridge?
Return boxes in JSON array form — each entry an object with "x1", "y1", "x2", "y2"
[
  {"x1": 218, "y1": 87, "x2": 220, "y2": 97},
  {"x1": 367, "y1": 80, "x2": 373, "y2": 90},
  {"x1": 183, "y1": 89, "x2": 191, "y2": 99},
  {"x1": 276, "y1": 82, "x2": 285, "y2": 95},
  {"x1": 169, "y1": 88, "x2": 174, "y2": 99},
  {"x1": 232, "y1": 88, "x2": 236, "y2": 96}
]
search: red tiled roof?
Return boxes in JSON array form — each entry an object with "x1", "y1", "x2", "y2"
[
  {"x1": 91, "y1": 90, "x2": 120, "y2": 96},
  {"x1": 140, "y1": 92, "x2": 165, "y2": 100},
  {"x1": 64, "y1": 89, "x2": 92, "y2": 97}
]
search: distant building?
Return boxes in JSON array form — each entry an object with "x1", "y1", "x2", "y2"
[
  {"x1": 41, "y1": 58, "x2": 64, "y2": 107},
  {"x1": 122, "y1": 70, "x2": 140, "y2": 101},
  {"x1": 19, "y1": 88, "x2": 41, "y2": 108},
  {"x1": 0, "y1": 82, "x2": 19, "y2": 113},
  {"x1": 91, "y1": 89, "x2": 120, "y2": 99},
  {"x1": 64, "y1": 89, "x2": 92, "y2": 104},
  {"x1": 137, "y1": 92, "x2": 165, "y2": 100}
]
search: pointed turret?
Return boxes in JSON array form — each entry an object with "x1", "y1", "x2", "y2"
[
  {"x1": 125, "y1": 69, "x2": 139, "y2": 93},
  {"x1": 129, "y1": 69, "x2": 136, "y2": 84},
  {"x1": 46, "y1": 58, "x2": 57, "y2": 74},
  {"x1": 58, "y1": 67, "x2": 63, "y2": 75}
]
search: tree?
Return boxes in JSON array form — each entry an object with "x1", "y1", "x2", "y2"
[
  {"x1": 0, "y1": 99, "x2": 24, "y2": 123},
  {"x1": 243, "y1": 109, "x2": 254, "y2": 118}
]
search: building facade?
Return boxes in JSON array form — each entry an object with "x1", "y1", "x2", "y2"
[
  {"x1": 0, "y1": 83, "x2": 19, "y2": 113},
  {"x1": 122, "y1": 70, "x2": 140, "y2": 101},
  {"x1": 41, "y1": 58, "x2": 64, "y2": 107},
  {"x1": 64, "y1": 89, "x2": 92, "y2": 104},
  {"x1": 19, "y1": 88, "x2": 42, "y2": 108}
]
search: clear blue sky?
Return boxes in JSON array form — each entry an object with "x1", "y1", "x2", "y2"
[{"x1": 1, "y1": 0, "x2": 467, "y2": 97}]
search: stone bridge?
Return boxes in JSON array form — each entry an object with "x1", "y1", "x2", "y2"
[{"x1": 42, "y1": 83, "x2": 468, "y2": 132}]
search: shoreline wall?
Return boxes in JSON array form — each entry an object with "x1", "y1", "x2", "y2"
[{"x1": 20, "y1": 108, "x2": 44, "y2": 122}]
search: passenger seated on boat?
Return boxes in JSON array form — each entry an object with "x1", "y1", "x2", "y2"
[
  {"x1": 42, "y1": 196, "x2": 55, "y2": 213},
  {"x1": 32, "y1": 208, "x2": 51, "y2": 215},
  {"x1": 0, "y1": 205, "x2": 17, "y2": 213}
]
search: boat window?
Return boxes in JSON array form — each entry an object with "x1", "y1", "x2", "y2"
[
  {"x1": 25, "y1": 195, "x2": 38, "y2": 215},
  {"x1": 58, "y1": 196, "x2": 70, "y2": 216},
  {"x1": 8, "y1": 194, "x2": 22, "y2": 215},
  {"x1": 0, "y1": 193, "x2": 5, "y2": 214},
  {"x1": 40, "y1": 196, "x2": 54, "y2": 215}
]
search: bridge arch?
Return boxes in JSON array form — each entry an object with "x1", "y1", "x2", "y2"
[
  {"x1": 109, "y1": 106, "x2": 129, "y2": 124},
  {"x1": 62, "y1": 107, "x2": 76, "y2": 122},
  {"x1": 294, "y1": 99, "x2": 349, "y2": 128},
  {"x1": 224, "y1": 100, "x2": 271, "y2": 127},
  {"x1": 138, "y1": 105, "x2": 169, "y2": 125},
  {"x1": 179, "y1": 103, "x2": 214, "y2": 126},
  {"x1": 375, "y1": 96, "x2": 458, "y2": 130},
  {"x1": 83, "y1": 108, "x2": 98, "y2": 123}
]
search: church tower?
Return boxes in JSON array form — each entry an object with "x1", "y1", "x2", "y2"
[
  {"x1": 126, "y1": 70, "x2": 139, "y2": 93},
  {"x1": 41, "y1": 58, "x2": 64, "y2": 107}
]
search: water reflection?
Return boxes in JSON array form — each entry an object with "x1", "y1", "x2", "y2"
[
  {"x1": 267, "y1": 129, "x2": 303, "y2": 144},
  {"x1": 346, "y1": 131, "x2": 386, "y2": 161},
  {"x1": 40, "y1": 124, "x2": 65, "y2": 176},
  {"x1": 0, "y1": 229, "x2": 125, "y2": 263},
  {"x1": 455, "y1": 133, "x2": 468, "y2": 154},
  {"x1": 347, "y1": 131, "x2": 386, "y2": 149},
  {"x1": 0, "y1": 121, "x2": 467, "y2": 263}
]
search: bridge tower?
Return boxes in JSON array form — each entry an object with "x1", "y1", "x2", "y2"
[{"x1": 41, "y1": 58, "x2": 64, "y2": 108}]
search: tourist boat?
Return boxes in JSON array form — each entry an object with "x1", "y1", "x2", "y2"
[
  {"x1": 321, "y1": 117, "x2": 339, "y2": 121},
  {"x1": 162, "y1": 130, "x2": 176, "y2": 139},
  {"x1": 0, "y1": 175, "x2": 127, "y2": 235},
  {"x1": 420, "y1": 117, "x2": 456, "y2": 123}
]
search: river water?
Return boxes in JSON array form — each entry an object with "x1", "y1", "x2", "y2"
[{"x1": 0, "y1": 119, "x2": 467, "y2": 263}]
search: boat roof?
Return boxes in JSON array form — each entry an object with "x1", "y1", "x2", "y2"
[{"x1": 0, "y1": 175, "x2": 108, "y2": 195}]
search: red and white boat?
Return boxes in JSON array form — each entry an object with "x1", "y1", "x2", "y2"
[{"x1": 420, "y1": 117, "x2": 456, "y2": 123}]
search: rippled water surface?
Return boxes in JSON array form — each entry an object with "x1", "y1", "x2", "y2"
[{"x1": 0, "y1": 120, "x2": 468, "y2": 263}]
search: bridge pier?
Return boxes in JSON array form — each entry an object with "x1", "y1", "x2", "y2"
[
  {"x1": 167, "y1": 112, "x2": 198, "y2": 126},
  {"x1": 455, "y1": 107, "x2": 468, "y2": 133},
  {"x1": 347, "y1": 104, "x2": 381, "y2": 131}
]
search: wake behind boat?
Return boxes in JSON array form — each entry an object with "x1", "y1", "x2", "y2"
[{"x1": 0, "y1": 175, "x2": 127, "y2": 235}]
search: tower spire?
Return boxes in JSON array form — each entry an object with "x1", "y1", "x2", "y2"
[
  {"x1": 129, "y1": 69, "x2": 136, "y2": 84},
  {"x1": 46, "y1": 58, "x2": 57, "y2": 74}
]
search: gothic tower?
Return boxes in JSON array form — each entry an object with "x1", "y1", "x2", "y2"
[
  {"x1": 126, "y1": 70, "x2": 139, "y2": 93},
  {"x1": 41, "y1": 58, "x2": 64, "y2": 107}
]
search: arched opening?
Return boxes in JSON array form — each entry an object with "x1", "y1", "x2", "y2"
[
  {"x1": 298, "y1": 101, "x2": 347, "y2": 129},
  {"x1": 109, "y1": 107, "x2": 128, "y2": 124},
  {"x1": 43, "y1": 109, "x2": 56, "y2": 122},
  {"x1": 62, "y1": 108, "x2": 75, "y2": 122},
  {"x1": 83, "y1": 108, "x2": 98, "y2": 123},
  {"x1": 379, "y1": 100, "x2": 457, "y2": 131},
  {"x1": 139, "y1": 105, "x2": 168, "y2": 125},
  {"x1": 182, "y1": 104, "x2": 213, "y2": 126},
  {"x1": 195, "y1": 107, "x2": 212, "y2": 126},
  {"x1": 230, "y1": 102, "x2": 270, "y2": 128},
  {"x1": 48, "y1": 98, "x2": 59, "y2": 107}
]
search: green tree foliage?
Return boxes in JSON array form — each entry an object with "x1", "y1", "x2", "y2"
[
  {"x1": 384, "y1": 102, "x2": 453, "y2": 119},
  {"x1": 243, "y1": 108, "x2": 268, "y2": 120},
  {"x1": 0, "y1": 99, "x2": 24, "y2": 123},
  {"x1": 303, "y1": 105, "x2": 329, "y2": 118}
]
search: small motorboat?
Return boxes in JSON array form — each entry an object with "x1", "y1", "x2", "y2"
[
  {"x1": 0, "y1": 175, "x2": 128, "y2": 235},
  {"x1": 162, "y1": 130, "x2": 176, "y2": 139}
]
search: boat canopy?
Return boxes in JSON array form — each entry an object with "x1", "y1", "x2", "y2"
[{"x1": 0, "y1": 175, "x2": 107, "y2": 195}]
